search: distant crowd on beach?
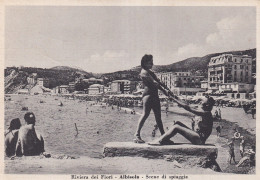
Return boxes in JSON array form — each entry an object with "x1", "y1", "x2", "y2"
[{"x1": 5, "y1": 112, "x2": 45, "y2": 158}]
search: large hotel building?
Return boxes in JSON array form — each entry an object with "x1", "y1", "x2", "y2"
[{"x1": 208, "y1": 54, "x2": 252, "y2": 84}]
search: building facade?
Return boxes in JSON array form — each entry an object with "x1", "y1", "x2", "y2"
[
  {"x1": 110, "y1": 80, "x2": 136, "y2": 94},
  {"x1": 208, "y1": 54, "x2": 252, "y2": 84},
  {"x1": 68, "y1": 82, "x2": 75, "y2": 92},
  {"x1": 37, "y1": 78, "x2": 49, "y2": 88},
  {"x1": 155, "y1": 72, "x2": 205, "y2": 92},
  {"x1": 81, "y1": 78, "x2": 103, "y2": 85},
  {"x1": 219, "y1": 83, "x2": 254, "y2": 93},
  {"x1": 88, "y1": 84, "x2": 104, "y2": 95},
  {"x1": 59, "y1": 85, "x2": 69, "y2": 94},
  {"x1": 172, "y1": 87, "x2": 205, "y2": 96},
  {"x1": 27, "y1": 73, "x2": 38, "y2": 85}
]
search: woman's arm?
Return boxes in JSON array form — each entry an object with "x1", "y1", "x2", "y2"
[{"x1": 171, "y1": 98, "x2": 206, "y2": 116}]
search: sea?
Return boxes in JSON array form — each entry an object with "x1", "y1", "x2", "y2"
[{"x1": 4, "y1": 94, "x2": 198, "y2": 158}]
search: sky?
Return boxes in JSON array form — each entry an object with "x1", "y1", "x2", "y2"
[{"x1": 5, "y1": 6, "x2": 256, "y2": 73}]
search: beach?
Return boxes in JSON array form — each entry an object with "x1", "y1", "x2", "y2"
[{"x1": 4, "y1": 94, "x2": 256, "y2": 174}]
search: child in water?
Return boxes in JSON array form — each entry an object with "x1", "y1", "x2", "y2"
[
  {"x1": 15, "y1": 112, "x2": 45, "y2": 156},
  {"x1": 5, "y1": 118, "x2": 21, "y2": 157},
  {"x1": 149, "y1": 96, "x2": 215, "y2": 145}
]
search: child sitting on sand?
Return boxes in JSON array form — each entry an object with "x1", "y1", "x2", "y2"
[
  {"x1": 15, "y1": 112, "x2": 45, "y2": 156},
  {"x1": 149, "y1": 96, "x2": 215, "y2": 145},
  {"x1": 5, "y1": 118, "x2": 21, "y2": 157}
]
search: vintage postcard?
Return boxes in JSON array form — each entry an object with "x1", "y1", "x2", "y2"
[{"x1": 0, "y1": 0, "x2": 259, "y2": 179}]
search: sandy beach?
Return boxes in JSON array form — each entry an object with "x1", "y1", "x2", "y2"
[{"x1": 4, "y1": 94, "x2": 256, "y2": 174}]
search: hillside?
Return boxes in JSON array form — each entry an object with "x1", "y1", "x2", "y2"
[
  {"x1": 4, "y1": 48, "x2": 256, "y2": 94},
  {"x1": 4, "y1": 66, "x2": 93, "y2": 94},
  {"x1": 51, "y1": 66, "x2": 91, "y2": 75},
  {"x1": 4, "y1": 69, "x2": 29, "y2": 93},
  {"x1": 130, "y1": 48, "x2": 256, "y2": 77}
]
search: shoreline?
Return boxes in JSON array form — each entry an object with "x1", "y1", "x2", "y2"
[{"x1": 4, "y1": 94, "x2": 255, "y2": 174}]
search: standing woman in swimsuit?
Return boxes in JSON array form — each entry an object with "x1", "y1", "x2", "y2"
[
  {"x1": 149, "y1": 96, "x2": 215, "y2": 145},
  {"x1": 134, "y1": 54, "x2": 168, "y2": 143}
]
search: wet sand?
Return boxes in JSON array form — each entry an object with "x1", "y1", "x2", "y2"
[{"x1": 4, "y1": 94, "x2": 256, "y2": 174}]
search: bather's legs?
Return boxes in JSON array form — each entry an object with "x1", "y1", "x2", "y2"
[{"x1": 149, "y1": 122, "x2": 202, "y2": 145}]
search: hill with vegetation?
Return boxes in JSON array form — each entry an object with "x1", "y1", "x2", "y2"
[
  {"x1": 4, "y1": 48, "x2": 256, "y2": 93},
  {"x1": 130, "y1": 48, "x2": 256, "y2": 77},
  {"x1": 4, "y1": 66, "x2": 93, "y2": 93}
]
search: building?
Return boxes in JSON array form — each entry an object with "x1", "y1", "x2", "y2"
[
  {"x1": 88, "y1": 84, "x2": 104, "y2": 95},
  {"x1": 68, "y1": 82, "x2": 75, "y2": 92},
  {"x1": 82, "y1": 77, "x2": 103, "y2": 85},
  {"x1": 37, "y1": 78, "x2": 49, "y2": 88},
  {"x1": 17, "y1": 89, "x2": 29, "y2": 94},
  {"x1": 200, "y1": 81, "x2": 208, "y2": 90},
  {"x1": 208, "y1": 54, "x2": 252, "y2": 84},
  {"x1": 30, "y1": 85, "x2": 51, "y2": 95},
  {"x1": 27, "y1": 73, "x2": 38, "y2": 85},
  {"x1": 104, "y1": 86, "x2": 111, "y2": 93},
  {"x1": 59, "y1": 85, "x2": 69, "y2": 94},
  {"x1": 171, "y1": 87, "x2": 205, "y2": 96},
  {"x1": 155, "y1": 71, "x2": 205, "y2": 95},
  {"x1": 52, "y1": 86, "x2": 60, "y2": 94},
  {"x1": 219, "y1": 83, "x2": 254, "y2": 93},
  {"x1": 110, "y1": 80, "x2": 136, "y2": 94}
]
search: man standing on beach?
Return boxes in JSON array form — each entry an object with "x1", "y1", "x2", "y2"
[
  {"x1": 217, "y1": 107, "x2": 221, "y2": 120},
  {"x1": 228, "y1": 138, "x2": 236, "y2": 164},
  {"x1": 216, "y1": 125, "x2": 221, "y2": 137},
  {"x1": 239, "y1": 136, "x2": 245, "y2": 157}
]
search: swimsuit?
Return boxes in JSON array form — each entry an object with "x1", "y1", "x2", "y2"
[
  {"x1": 140, "y1": 70, "x2": 159, "y2": 98},
  {"x1": 193, "y1": 115, "x2": 213, "y2": 144}
]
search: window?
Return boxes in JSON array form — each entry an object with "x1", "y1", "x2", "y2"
[
  {"x1": 234, "y1": 59, "x2": 237, "y2": 62},
  {"x1": 240, "y1": 65, "x2": 244, "y2": 69},
  {"x1": 234, "y1": 71, "x2": 237, "y2": 75},
  {"x1": 234, "y1": 65, "x2": 237, "y2": 69}
]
